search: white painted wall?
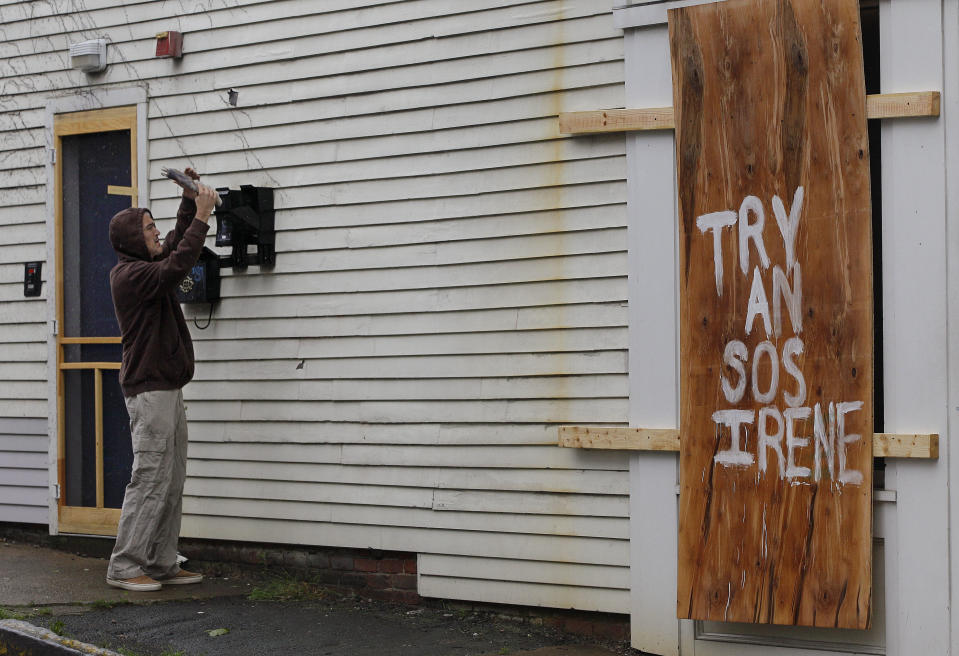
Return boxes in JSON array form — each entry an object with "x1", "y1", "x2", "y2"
[
  {"x1": 0, "y1": 418, "x2": 47, "y2": 524},
  {"x1": 0, "y1": 1, "x2": 631, "y2": 613}
]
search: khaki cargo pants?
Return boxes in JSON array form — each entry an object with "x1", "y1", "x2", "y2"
[{"x1": 107, "y1": 389, "x2": 188, "y2": 581}]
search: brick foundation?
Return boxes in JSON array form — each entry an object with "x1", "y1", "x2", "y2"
[{"x1": 178, "y1": 539, "x2": 424, "y2": 606}]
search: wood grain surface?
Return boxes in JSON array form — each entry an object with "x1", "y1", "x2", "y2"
[{"x1": 669, "y1": 0, "x2": 873, "y2": 629}]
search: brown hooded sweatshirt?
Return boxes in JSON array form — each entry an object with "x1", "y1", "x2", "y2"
[{"x1": 109, "y1": 197, "x2": 211, "y2": 397}]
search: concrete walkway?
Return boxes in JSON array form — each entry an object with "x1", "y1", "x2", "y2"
[
  {"x1": 1, "y1": 542, "x2": 249, "y2": 606},
  {"x1": 0, "y1": 539, "x2": 634, "y2": 656}
]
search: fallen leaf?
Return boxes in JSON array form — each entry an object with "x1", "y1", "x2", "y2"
[{"x1": 207, "y1": 628, "x2": 229, "y2": 637}]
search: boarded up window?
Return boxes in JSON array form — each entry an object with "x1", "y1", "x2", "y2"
[{"x1": 670, "y1": 0, "x2": 873, "y2": 629}]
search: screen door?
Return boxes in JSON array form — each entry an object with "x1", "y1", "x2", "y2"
[{"x1": 54, "y1": 106, "x2": 139, "y2": 535}]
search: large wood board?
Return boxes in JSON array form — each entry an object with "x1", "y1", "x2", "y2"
[{"x1": 670, "y1": 0, "x2": 873, "y2": 629}]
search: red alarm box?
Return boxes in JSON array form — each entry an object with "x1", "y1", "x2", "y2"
[{"x1": 155, "y1": 31, "x2": 183, "y2": 58}]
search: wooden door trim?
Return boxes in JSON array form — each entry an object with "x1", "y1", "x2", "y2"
[{"x1": 53, "y1": 105, "x2": 137, "y2": 534}]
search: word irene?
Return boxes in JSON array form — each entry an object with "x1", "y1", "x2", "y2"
[{"x1": 697, "y1": 187, "x2": 864, "y2": 485}]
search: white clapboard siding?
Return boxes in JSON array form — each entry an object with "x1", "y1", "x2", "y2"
[
  {"x1": 3, "y1": 1, "x2": 590, "y2": 66},
  {"x1": 235, "y1": 204, "x2": 626, "y2": 255},
  {"x1": 2, "y1": 5, "x2": 613, "y2": 102},
  {"x1": 187, "y1": 443, "x2": 627, "y2": 471},
  {"x1": 0, "y1": 362, "x2": 46, "y2": 380},
  {"x1": 185, "y1": 477, "x2": 436, "y2": 509},
  {"x1": 146, "y1": 40, "x2": 621, "y2": 119},
  {"x1": 187, "y1": 461, "x2": 628, "y2": 496},
  {"x1": 1, "y1": 0, "x2": 594, "y2": 51},
  {"x1": 191, "y1": 327, "x2": 626, "y2": 361},
  {"x1": 156, "y1": 116, "x2": 600, "y2": 177},
  {"x1": 182, "y1": 515, "x2": 630, "y2": 567},
  {"x1": 266, "y1": 201, "x2": 616, "y2": 249},
  {"x1": 0, "y1": 224, "x2": 44, "y2": 247},
  {"x1": 150, "y1": 181, "x2": 624, "y2": 232},
  {"x1": 186, "y1": 375, "x2": 628, "y2": 401},
  {"x1": 0, "y1": 381, "x2": 45, "y2": 399},
  {"x1": 0, "y1": 321, "x2": 45, "y2": 342},
  {"x1": 185, "y1": 477, "x2": 627, "y2": 517},
  {"x1": 267, "y1": 229, "x2": 627, "y2": 273},
  {"x1": 198, "y1": 278, "x2": 628, "y2": 319},
  {"x1": 2, "y1": 188, "x2": 43, "y2": 208},
  {"x1": 0, "y1": 303, "x2": 45, "y2": 326},
  {"x1": 0, "y1": 0, "x2": 397, "y2": 28},
  {"x1": 153, "y1": 140, "x2": 624, "y2": 200},
  {"x1": 0, "y1": 167, "x2": 43, "y2": 190},
  {"x1": 0, "y1": 146, "x2": 43, "y2": 171},
  {"x1": 189, "y1": 351, "x2": 626, "y2": 382},
  {"x1": 421, "y1": 553, "x2": 629, "y2": 590},
  {"x1": 213, "y1": 252, "x2": 626, "y2": 297},
  {"x1": 0, "y1": 129, "x2": 44, "y2": 153},
  {"x1": 0, "y1": 342, "x2": 44, "y2": 362},
  {"x1": 0, "y1": 0, "x2": 629, "y2": 613},
  {"x1": 183, "y1": 398, "x2": 625, "y2": 424},
  {"x1": 419, "y1": 574, "x2": 629, "y2": 614},
  {"x1": 0, "y1": 243, "x2": 45, "y2": 265},
  {"x1": 432, "y1": 489, "x2": 628, "y2": 518},
  {"x1": 146, "y1": 85, "x2": 624, "y2": 164},
  {"x1": 201, "y1": 158, "x2": 622, "y2": 209},
  {"x1": 181, "y1": 497, "x2": 628, "y2": 540},
  {"x1": 185, "y1": 422, "x2": 591, "y2": 446},
  {"x1": 0, "y1": 261, "x2": 45, "y2": 283},
  {"x1": 0, "y1": 418, "x2": 47, "y2": 523},
  {"x1": 0, "y1": 203, "x2": 45, "y2": 226},
  {"x1": 0, "y1": 401, "x2": 46, "y2": 418},
  {"x1": 0, "y1": 11, "x2": 618, "y2": 113},
  {"x1": 188, "y1": 302, "x2": 627, "y2": 341}
]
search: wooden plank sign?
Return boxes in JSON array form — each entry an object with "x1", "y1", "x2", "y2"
[{"x1": 669, "y1": 0, "x2": 873, "y2": 629}]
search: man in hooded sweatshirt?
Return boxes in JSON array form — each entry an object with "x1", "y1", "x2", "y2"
[{"x1": 105, "y1": 168, "x2": 218, "y2": 591}]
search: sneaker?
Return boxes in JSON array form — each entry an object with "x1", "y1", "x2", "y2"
[
  {"x1": 106, "y1": 575, "x2": 162, "y2": 591},
  {"x1": 158, "y1": 569, "x2": 203, "y2": 585}
]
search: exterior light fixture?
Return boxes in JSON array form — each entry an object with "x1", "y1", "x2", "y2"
[{"x1": 69, "y1": 39, "x2": 107, "y2": 73}]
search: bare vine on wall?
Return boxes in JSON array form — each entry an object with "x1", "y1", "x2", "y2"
[{"x1": 1, "y1": 0, "x2": 283, "y2": 209}]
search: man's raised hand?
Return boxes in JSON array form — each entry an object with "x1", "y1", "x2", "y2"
[{"x1": 194, "y1": 184, "x2": 217, "y2": 223}]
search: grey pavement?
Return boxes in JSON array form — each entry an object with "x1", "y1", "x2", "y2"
[{"x1": 0, "y1": 539, "x2": 634, "y2": 656}]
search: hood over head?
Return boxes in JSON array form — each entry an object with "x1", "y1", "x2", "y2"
[{"x1": 109, "y1": 207, "x2": 152, "y2": 260}]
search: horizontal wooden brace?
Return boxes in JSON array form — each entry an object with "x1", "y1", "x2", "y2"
[
  {"x1": 59, "y1": 336, "x2": 121, "y2": 344},
  {"x1": 106, "y1": 185, "x2": 135, "y2": 197},
  {"x1": 59, "y1": 361, "x2": 121, "y2": 370},
  {"x1": 558, "y1": 426, "x2": 939, "y2": 459},
  {"x1": 558, "y1": 91, "x2": 940, "y2": 134}
]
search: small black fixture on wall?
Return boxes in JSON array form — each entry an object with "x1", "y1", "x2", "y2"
[
  {"x1": 175, "y1": 247, "x2": 221, "y2": 304},
  {"x1": 23, "y1": 261, "x2": 42, "y2": 297},
  {"x1": 214, "y1": 185, "x2": 275, "y2": 271}
]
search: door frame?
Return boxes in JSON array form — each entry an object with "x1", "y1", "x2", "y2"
[{"x1": 44, "y1": 87, "x2": 149, "y2": 536}]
